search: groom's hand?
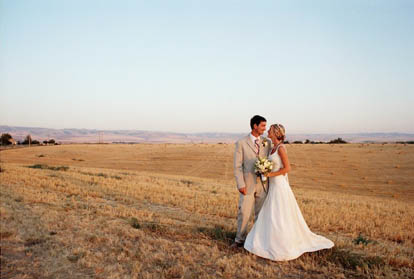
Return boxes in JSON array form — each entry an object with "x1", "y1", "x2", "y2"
[{"x1": 238, "y1": 187, "x2": 247, "y2": 195}]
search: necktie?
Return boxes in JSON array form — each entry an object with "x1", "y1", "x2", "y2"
[{"x1": 255, "y1": 139, "x2": 260, "y2": 155}]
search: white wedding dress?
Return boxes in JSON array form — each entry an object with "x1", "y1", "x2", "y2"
[{"x1": 244, "y1": 144, "x2": 334, "y2": 261}]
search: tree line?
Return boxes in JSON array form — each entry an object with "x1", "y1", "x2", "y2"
[
  {"x1": 286, "y1": 138, "x2": 348, "y2": 144},
  {"x1": 0, "y1": 133, "x2": 58, "y2": 146}
]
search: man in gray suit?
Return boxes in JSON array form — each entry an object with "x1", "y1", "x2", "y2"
[{"x1": 231, "y1": 115, "x2": 271, "y2": 248}]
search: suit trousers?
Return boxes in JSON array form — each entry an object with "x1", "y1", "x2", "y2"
[{"x1": 235, "y1": 176, "x2": 268, "y2": 243}]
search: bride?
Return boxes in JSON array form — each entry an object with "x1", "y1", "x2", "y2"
[{"x1": 244, "y1": 124, "x2": 334, "y2": 261}]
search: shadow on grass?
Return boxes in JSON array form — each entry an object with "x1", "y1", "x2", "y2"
[
  {"x1": 127, "y1": 217, "x2": 388, "y2": 276},
  {"x1": 128, "y1": 217, "x2": 235, "y2": 245},
  {"x1": 308, "y1": 246, "x2": 385, "y2": 271},
  {"x1": 195, "y1": 225, "x2": 236, "y2": 244}
]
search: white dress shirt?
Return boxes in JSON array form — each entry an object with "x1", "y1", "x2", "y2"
[{"x1": 250, "y1": 133, "x2": 260, "y2": 145}]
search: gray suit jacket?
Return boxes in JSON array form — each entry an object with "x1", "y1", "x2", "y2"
[{"x1": 234, "y1": 134, "x2": 271, "y2": 194}]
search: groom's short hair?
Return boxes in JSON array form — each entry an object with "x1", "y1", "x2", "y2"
[{"x1": 250, "y1": 115, "x2": 267, "y2": 129}]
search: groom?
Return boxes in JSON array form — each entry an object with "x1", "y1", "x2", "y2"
[{"x1": 231, "y1": 115, "x2": 271, "y2": 248}]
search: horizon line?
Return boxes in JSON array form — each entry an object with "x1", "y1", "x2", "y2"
[{"x1": 1, "y1": 124, "x2": 414, "y2": 135}]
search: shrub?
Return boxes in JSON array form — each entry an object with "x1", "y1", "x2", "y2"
[
  {"x1": 396, "y1": 141, "x2": 414, "y2": 144},
  {"x1": 0, "y1": 133, "x2": 13, "y2": 145},
  {"x1": 329, "y1": 137, "x2": 348, "y2": 144}
]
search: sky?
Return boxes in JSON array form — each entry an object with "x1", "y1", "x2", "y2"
[{"x1": 1, "y1": 0, "x2": 413, "y2": 134}]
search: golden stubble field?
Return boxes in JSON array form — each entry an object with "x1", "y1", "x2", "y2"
[{"x1": 0, "y1": 143, "x2": 413, "y2": 278}]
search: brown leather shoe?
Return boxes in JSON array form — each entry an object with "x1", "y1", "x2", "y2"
[{"x1": 230, "y1": 241, "x2": 244, "y2": 249}]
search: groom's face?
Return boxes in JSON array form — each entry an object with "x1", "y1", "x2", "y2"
[{"x1": 255, "y1": 121, "x2": 267, "y2": 136}]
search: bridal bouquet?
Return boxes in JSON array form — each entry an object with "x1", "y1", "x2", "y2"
[{"x1": 255, "y1": 157, "x2": 273, "y2": 181}]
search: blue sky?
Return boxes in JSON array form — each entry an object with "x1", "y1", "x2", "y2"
[{"x1": 1, "y1": 0, "x2": 413, "y2": 133}]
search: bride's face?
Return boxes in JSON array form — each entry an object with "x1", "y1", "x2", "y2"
[
  {"x1": 267, "y1": 127, "x2": 275, "y2": 140},
  {"x1": 268, "y1": 127, "x2": 281, "y2": 144}
]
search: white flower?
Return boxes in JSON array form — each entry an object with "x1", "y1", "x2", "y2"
[{"x1": 255, "y1": 157, "x2": 273, "y2": 177}]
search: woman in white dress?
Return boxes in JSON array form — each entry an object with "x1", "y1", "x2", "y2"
[{"x1": 244, "y1": 124, "x2": 334, "y2": 261}]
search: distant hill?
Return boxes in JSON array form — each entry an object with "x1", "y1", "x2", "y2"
[
  {"x1": 1, "y1": 125, "x2": 413, "y2": 144},
  {"x1": 286, "y1": 133, "x2": 414, "y2": 143}
]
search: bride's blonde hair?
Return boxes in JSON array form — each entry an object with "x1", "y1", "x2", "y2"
[{"x1": 271, "y1": 124, "x2": 286, "y2": 142}]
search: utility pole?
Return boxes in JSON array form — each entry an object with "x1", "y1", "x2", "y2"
[{"x1": 98, "y1": 132, "x2": 103, "y2": 144}]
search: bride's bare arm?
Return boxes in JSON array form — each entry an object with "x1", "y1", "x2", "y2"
[{"x1": 266, "y1": 145, "x2": 291, "y2": 177}]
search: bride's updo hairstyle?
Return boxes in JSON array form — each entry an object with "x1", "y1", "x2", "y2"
[{"x1": 271, "y1": 124, "x2": 286, "y2": 142}]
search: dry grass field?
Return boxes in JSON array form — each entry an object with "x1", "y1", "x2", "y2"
[{"x1": 1, "y1": 143, "x2": 413, "y2": 278}]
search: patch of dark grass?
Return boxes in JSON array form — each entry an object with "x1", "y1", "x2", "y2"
[
  {"x1": 37, "y1": 154, "x2": 45, "y2": 157},
  {"x1": 27, "y1": 164, "x2": 69, "y2": 171},
  {"x1": 72, "y1": 158, "x2": 85, "y2": 161},
  {"x1": 111, "y1": 175, "x2": 122, "y2": 180},
  {"x1": 196, "y1": 225, "x2": 236, "y2": 244},
  {"x1": 353, "y1": 233, "x2": 376, "y2": 246},
  {"x1": 27, "y1": 164, "x2": 45, "y2": 169}
]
